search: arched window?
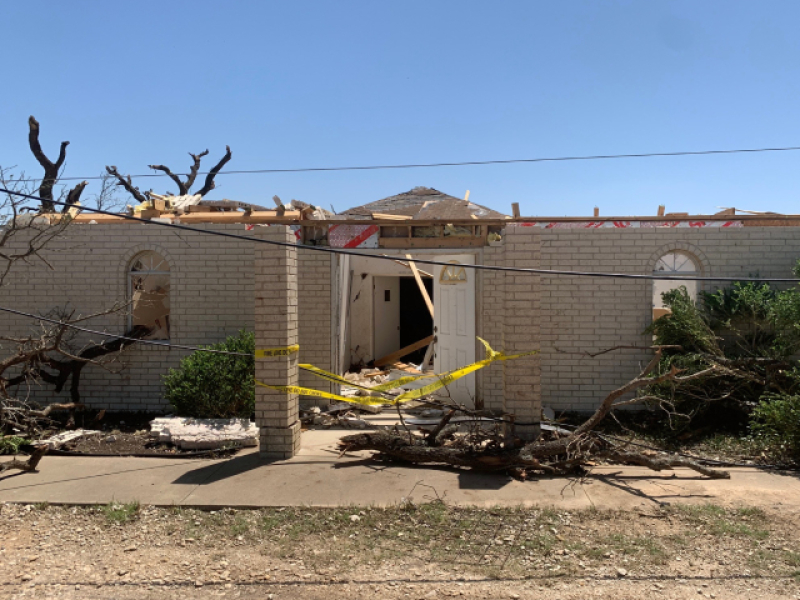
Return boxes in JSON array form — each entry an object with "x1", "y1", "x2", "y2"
[
  {"x1": 653, "y1": 251, "x2": 700, "y2": 317},
  {"x1": 129, "y1": 251, "x2": 170, "y2": 340}
]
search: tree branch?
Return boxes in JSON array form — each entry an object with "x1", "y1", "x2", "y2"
[
  {"x1": 61, "y1": 181, "x2": 88, "y2": 214},
  {"x1": 185, "y1": 150, "x2": 209, "y2": 191},
  {"x1": 105, "y1": 166, "x2": 148, "y2": 204},
  {"x1": 28, "y1": 116, "x2": 70, "y2": 213},
  {"x1": 148, "y1": 164, "x2": 186, "y2": 195},
  {"x1": 0, "y1": 445, "x2": 48, "y2": 474},
  {"x1": 195, "y1": 146, "x2": 231, "y2": 197},
  {"x1": 597, "y1": 450, "x2": 730, "y2": 479}
]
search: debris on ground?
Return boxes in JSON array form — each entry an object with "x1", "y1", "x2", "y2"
[
  {"x1": 32, "y1": 429, "x2": 102, "y2": 449},
  {"x1": 149, "y1": 417, "x2": 257, "y2": 450},
  {"x1": 339, "y1": 348, "x2": 733, "y2": 480},
  {"x1": 300, "y1": 407, "x2": 377, "y2": 430}
]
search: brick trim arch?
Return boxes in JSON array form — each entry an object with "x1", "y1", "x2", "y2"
[
  {"x1": 119, "y1": 244, "x2": 175, "y2": 274},
  {"x1": 648, "y1": 242, "x2": 710, "y2": 276}
]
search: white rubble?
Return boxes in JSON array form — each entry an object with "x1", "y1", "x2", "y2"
[
  {"x1": 149, "y1": 417, "x2": 257, "y2": 450},
  {"x1": 33, "y1": 429, "x2": 102, "y2": 449}
]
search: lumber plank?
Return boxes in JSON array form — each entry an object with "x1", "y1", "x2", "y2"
[
  {"x1": 374, "y1": 335, "x2": 435, "y2": 368},
  {"x1": 177, "y1": 210, "x2": 301, "y2": 223},
  {"x1": 372, "y1": 212, "x2": 412, "y2": 220},
  {"x1": 405, "y1": 254, "x2": 434, "y2": 317}
]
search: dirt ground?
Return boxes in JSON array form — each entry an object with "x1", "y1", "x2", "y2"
[
  {"x1": 58, "y1": 431, "x2": 241, "y2": 458},
  {"x1": 27, "y1": 412, "x2": 244, "y2": 458},
  {"x1": 2, "y1": 502, "x2": 799, "y2": 600}
]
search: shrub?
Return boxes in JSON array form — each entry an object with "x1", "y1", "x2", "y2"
[
  {"x1": 0, "y1": 436, "x2": 26, "y2": 455},
  {"x1": 643, "y1": 276, "x2": 800, "y2": 437},
  {"x1": 163, "y1": 330, "x2": 255, "y2": 419},
  {"x1": 751, "y1": 393, "x2": 800, "y2": 463}
]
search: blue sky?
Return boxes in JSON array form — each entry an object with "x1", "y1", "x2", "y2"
[{"x1": 1, "y1": 1, "x2": 799, "y2": 216}]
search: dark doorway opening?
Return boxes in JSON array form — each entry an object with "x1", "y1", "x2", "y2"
[{"x1": 399, "y1": 277, "x2": 434, "y2": 365}]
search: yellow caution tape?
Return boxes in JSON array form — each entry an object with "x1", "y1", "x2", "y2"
[
  {"x1": 392, "y1": 341, "x2": 538, "y2": 402},
  {"x1": 299, "y1": 363, "x2": 441, "y2": 393},
  {"x1": 298, "y1": 364, "x2": 371, "y2": 391},
  {"x1": 255, "y1": 381, "x2": 388, "y2": 405},
  {"x1": 258, "y1": 338, "x2": 538, "y2": 408},
  {"x1": 255, "y1": 344, "x2": 300, "y2": 358}
]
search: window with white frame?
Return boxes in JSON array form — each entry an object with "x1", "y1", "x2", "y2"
[
  {"x1": 129, "y1": 251, "x2": 170, "y2": 340},
  {"x1": 652, "y1": 251, "x2": 700, "y2": 315}
]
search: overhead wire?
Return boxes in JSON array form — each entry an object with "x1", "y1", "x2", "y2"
[
  {"x1": 2, "y1": 188, "x2": 799, "y2": 283},
  {"x1": 8, "y1": 145, "x2": 800, "y2": 183}
]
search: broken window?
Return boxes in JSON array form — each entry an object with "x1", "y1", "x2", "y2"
[
  {"x1": 652, "y1": 251, "x2": 700, "y2": 320},
  {"x1": 129, "y1": 251, "x2": 170, "y2": 340}
]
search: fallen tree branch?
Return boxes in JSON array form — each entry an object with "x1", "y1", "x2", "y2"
[
  {"x1": 337, "y1": 348, "x2": 731, "y2": 480},
  {"x1": 0, "y1": 445, "x2": 47, "y2": 474},
  {"x1": 597, "y1": 450, "x2": 730, "y2": 479}
]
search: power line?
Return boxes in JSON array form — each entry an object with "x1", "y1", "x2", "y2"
[
  {"x1": 2, "y1": 187, "x2": 799, "y2": 283},
  {"x1": 8, "y1": 145, "x2": 800, "y2": 183}
]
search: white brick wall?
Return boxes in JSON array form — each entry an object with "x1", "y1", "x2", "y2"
[
  {"x1": 297, "y1": 252, "x2": 333, "y2": 404},
  {"x1": 0, "y1": 223, "x2": 258, "y2": 411},
  {"x1": 534, "y1": 226, "x2": 800, "y2": 412},
  {"x1": 0, "y1": 222, "x2": 335, "y2": 413},
  {"x1": 4, "y1": 218, "x2": 799, "y2": 420}
]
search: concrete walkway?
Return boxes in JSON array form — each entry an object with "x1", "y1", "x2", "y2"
[{"x1": 1, "y1": 430, "x2": 799, "y2": 511}]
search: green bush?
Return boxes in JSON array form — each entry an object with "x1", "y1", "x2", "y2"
[
  {"x1": 0, "y1": 436, "x2": 26, "y2": 455},
  {"x1": 163, "y1": 330, "x2": 255, "y2": 419},
  {"x1": 751, "y1": 393, "x2": 800, "y2": 462},
  {"x1": 643, "y1": 275, "x2": 800, "y2": 436}
]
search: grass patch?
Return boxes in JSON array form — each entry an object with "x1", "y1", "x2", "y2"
[
  {"x1": 784, "y1": 551, "x2": 800, "y2": 568},
  {"x1": 671, "y1": 503, "x2": 769, "y2": 540},
  {"x1": 708, "y1": 520, "x2": 769, "y2": 540},
  {"x1": 9, "y1": 501, "x2": 794, "y2": 581},
  {"x1": 102, "y1": 501, "x2": 140, "y2": 524}
]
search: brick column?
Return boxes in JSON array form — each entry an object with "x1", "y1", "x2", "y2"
[
  {"x1": 255, "y1": 226, "x2": 301, "y2": 459},
  {"x1": 503, "y1": 226, "x2": 542, "y2": 441}
]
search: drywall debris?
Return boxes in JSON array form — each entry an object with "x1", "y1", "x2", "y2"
[
  {"x1": 33, "y1": 429, "x2": 102, "y2": 449},
  {"x1": 149, "y1": 417, "x2": 257, "y2": 450}
]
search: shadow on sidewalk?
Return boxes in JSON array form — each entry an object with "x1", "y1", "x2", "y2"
[{"x1": 172, "y1": 453, "x2": 268, "y2": 485}]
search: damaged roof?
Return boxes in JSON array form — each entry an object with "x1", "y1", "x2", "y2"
[{"x1": 342, "y1": 186, "x2": 508, "y2": 220}]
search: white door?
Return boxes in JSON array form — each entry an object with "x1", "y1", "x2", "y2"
[
  {"x1": 433, "y1": 254, "x2": 476, "y2": 406},
  {"x1": 373, "y1": 276, "x2": 400, "y2": 361}
]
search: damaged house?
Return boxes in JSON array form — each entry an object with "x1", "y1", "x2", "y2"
[{"x1": 3, "y1": 185, "x2": 800, "y2": 454}]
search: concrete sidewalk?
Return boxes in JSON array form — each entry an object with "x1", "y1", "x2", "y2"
[{"x1": 1, "y1": 429, "x2": 799, "y2": 511}]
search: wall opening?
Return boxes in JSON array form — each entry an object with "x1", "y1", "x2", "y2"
[
  {"x1": 129, "y1": 251, "x2": 171, "y2": 340},
  {"x1": 652, "y1": 251, "x2": 700, "y2": 320},
  {"x1": 399, "y1": 277, "x2": 433, "y2": 364},
  {"x1": 372, "y1": 275, "x2": 434, "y2": 368}
]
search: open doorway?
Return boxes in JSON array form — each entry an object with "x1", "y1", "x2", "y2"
[
  {"x1": 400, "y1": 277, "x2": 433, "y2": 364},
  {"x1": 372, "y1": 276, "x2": 434, "y2": 368}
]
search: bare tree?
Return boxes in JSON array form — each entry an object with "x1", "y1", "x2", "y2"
[
  {"x1": 106, "y1": 145, "x2": 232, "y2": 203},
  {"x1": 1, "y1": 306, "x2": 147, "y2": 433},
  {"x1": 26, "y1": 116, "x2": 88, "y2": 213},
  {"x1": 0, "y1": 117, "x2": 145, "y2": 474},
  {"x1": 89, "y1": 171, "x2": 126, "y2": 212}
]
